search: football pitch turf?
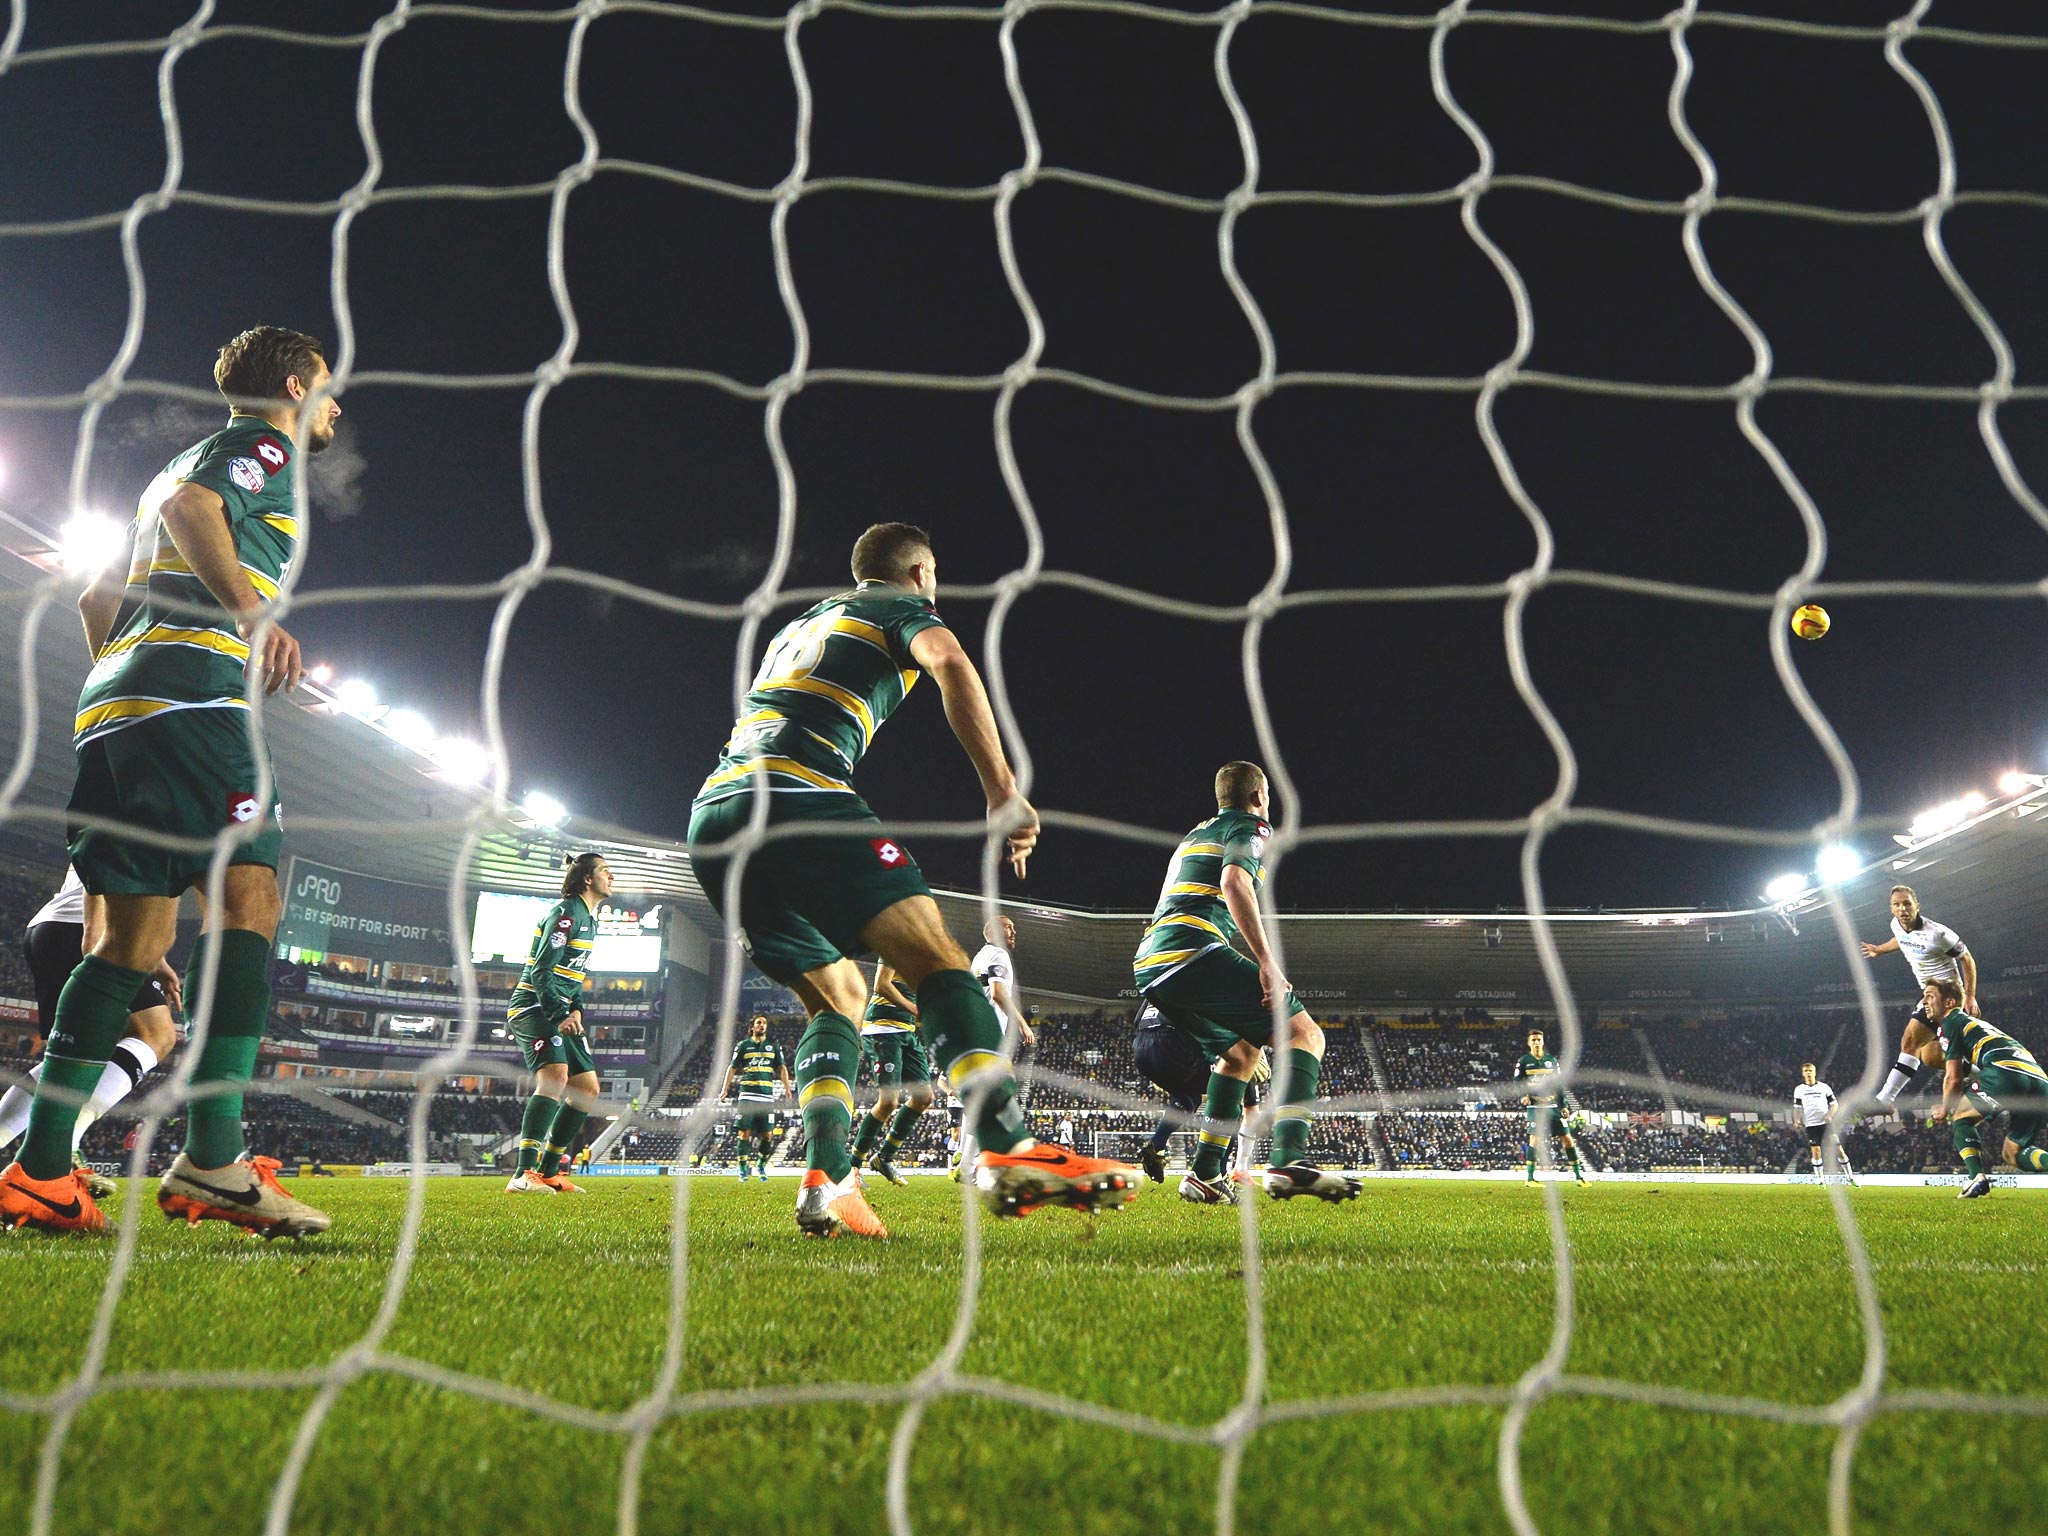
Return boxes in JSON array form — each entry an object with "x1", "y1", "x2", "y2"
[{"x1": 1, "y1": 1176, "x2": 2041, "y2": 1534}]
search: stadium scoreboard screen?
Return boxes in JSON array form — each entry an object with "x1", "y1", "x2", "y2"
[{"x1": 471, "y1": 892, "x2": 664, "y2": 973}]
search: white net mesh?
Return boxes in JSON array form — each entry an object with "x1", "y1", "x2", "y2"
[{"x1": 3, "y1": 2, "x2": 2048, "y2": 1534}]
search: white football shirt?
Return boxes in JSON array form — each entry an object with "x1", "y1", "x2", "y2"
[
  {"x1": 29, "y1": 866, "x2": 86, "y2": 929},
  {"x1": 1792, "y1": 1082, "x2": 1837, "y2": 1127},
  {"x1": 972, "y1": 943, "x2": 1013, "y2": 1008},
  {"x1": 972, "y1": 941, "x2": 1024, "y2": 1047},
  {"x1": 1890, "y1": 916, "x2": 1969, "y2": 987}
]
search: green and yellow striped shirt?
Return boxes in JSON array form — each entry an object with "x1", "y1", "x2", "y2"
[
  {"x1": 1133, "y1": 808, "x2": 1270, "y2": 991},
  {"x1": 693, "y1": 582, "x2": 946, "y2": 808},
  {"x1": 76, "y1": 416, "x2": 300, "y2": 748}
]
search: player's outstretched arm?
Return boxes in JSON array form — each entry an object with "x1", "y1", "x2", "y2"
[
  {"x1": 157, "y1": 481, "x2": 302, "y2": 695},
  {"x1": 1859, "y1": 937, "x2": 1898, "y2": 958},
  {"x1": 1221, "y1": 863, "x2": 1287, "y2": 1009},
  {"x1": 909, "y1": 625, "x2": 1037, "y2": 877},
  {"x1": 1960, "y1": 950, "x2": 1980, "y2": 1013}
]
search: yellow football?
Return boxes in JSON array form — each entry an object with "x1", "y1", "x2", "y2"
[{"x1": 1791, "y1": 603, "x2": 1830, "y2": 641}]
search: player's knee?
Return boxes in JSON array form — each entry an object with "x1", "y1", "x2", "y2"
[
  {"x1": 873, "y1": 1089, "x2": 900, "y2": 1116},
  {"x1": 909, "y1": 1086, "x2": 934, "y2": 1112},
  {"x1": 1284, "y1": 1014, "x2": 1324, "y2": 1057},
  {"x1": 535, "y1": 1064, "x2": 570, "y2": 1096},
  {"x1": 566, "y1": 1071, "x2": 601, "y2": 1110}
]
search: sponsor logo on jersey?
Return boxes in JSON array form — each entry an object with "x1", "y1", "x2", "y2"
[
  {"x1": 227, "y1": 792, "x2": 260, "y2": 823},
  {"x1": 228, "y1": 457, "x2": 267, "y2": 493},
  {"x1": 548, "y1": 931, "x2": 566, "y2": 949},
  {"x1": 872, "y1": 838, "x2": 904, "y2": 866}
]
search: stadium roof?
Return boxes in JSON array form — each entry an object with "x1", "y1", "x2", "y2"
[{"x1": 7, "y1": 539, "x2": 2048, "y2": 1008}]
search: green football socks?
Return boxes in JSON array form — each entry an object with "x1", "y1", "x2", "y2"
[
  {"x1": 183, "y1": 928, "x2": 272, "y2": 1170},
  {"x1": 540, "y1": 1104, "x2": 586, "y2": 1177},
  {"x1": 20, "y1": 955, "x2": 144, "y2": 1181},
  {"x1": 1955, "y1": 1118, "x2": 1984, "y2": 1179},
  {"x1": 517, "y1": 1094, "x2": 558, "y2": 1173},
  {"x1": 850, "y1": 1108, "x2": 886, "y2": 1164},
  {"x1": 881, "y1": 1103, "x2": 923, "y2": 1159},
  {"x1": 919, "y1": 969, "x2": 1026, "y2": 1154},
  {"x1": 1192, "y1": 1072, "x2": 1246, "y2": 1182},
  {"x1": 795, "y1": 1013, "x2": 859, "y2": 1183},
  {"x1": 1268, "y1": 1049, "x2": 1321, "y2": 1166}
]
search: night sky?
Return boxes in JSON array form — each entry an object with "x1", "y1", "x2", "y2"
[{"x1": 4, "y1": 0, "x2": 2048, "y2": 915}]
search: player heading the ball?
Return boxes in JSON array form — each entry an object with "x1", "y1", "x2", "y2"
[
  {"x1": 0, "y1": 327, "x2": 339, "y2": 1238},
  {"x1": 1862, "y1": 884, "x2": 1978, "y2": 1107},
  {"x1": 687, "y1": 521, "x2": 1136, "y2": 1236},
  {"x1": 1133, "y1": 761, "x2": 1359, "y2": 1205}
]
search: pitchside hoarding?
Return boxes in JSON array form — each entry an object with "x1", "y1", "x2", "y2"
[{"x1": 277, "y1": 857, "x2": 458, "y2": 967}]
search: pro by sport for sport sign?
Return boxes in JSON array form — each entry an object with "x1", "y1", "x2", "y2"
[{"x1": 277, "y1": 857, "x2": 457, "y2": 967}]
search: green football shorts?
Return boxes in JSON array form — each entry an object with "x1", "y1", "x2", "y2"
[
  {"x1": 1975, "y1": 1060, "x2": 2048, "y2": 1152},
  {"x1": 1526, "y1": 1105, "x2": 1568, "y2": 1140},
  {"x1": 687, "y1": 788, "x2": 933, "y2": 986},
  {"x1": 735, "y1": 1103, "x2": 776, "y2": 1137},
  {"x1": 516, "y1": 1026, "x2": 596, "y2": 1077},
  {"x1": 864, "y1": 1030, "x2": 932, "y2": 1087},
  {"x1": 69, "y1": 710, "x2": 283, "y2": 897},
  {"x1": 1141, "y1": 946, "x2": 1307, "y2": 1060}
]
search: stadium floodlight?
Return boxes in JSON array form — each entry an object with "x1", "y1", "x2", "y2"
[
  {"x1": 1763, "y1": 873, "x2": 1807, "y2": 903},
  {"x1": 1999, "y1": 770, "x2": 2035, "y2": 796},
  {"x1": 1962, "y1": 791, "x2": 1988, "y2": 812},
  {"x1": 307, "y1": 662, "x2": 334, "y2": 685},
  {"x1": 522, "y1": 790, "x2": 567, "y2": 828},
  {"x1": 56, "y1": 512, "x2": 127, "y2": 575},
  {"x1": 1815, "y1": 845, "x2": 1860, "y2": 885},
  {"x1": 334, "y1": 677, "x2": 378, "y2": 715},
  {"x1": 1908, "y1": 800, "x2": 1968, "y2": 839},
  {"x1": 432, "y1": 736, "x2": 491, "y2": 784},
  {"x1": 383, "y1": 708, "x2": 436, "y2": 751}
]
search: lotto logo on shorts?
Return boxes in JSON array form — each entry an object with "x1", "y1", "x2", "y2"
[
  {"x1": 227, "y1": 792, "x2": 260, "y2": 823},
  {"x1": 872, "y1": 839, "x2": 904, "y2": 866}
]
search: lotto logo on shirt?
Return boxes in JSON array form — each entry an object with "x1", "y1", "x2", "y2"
[
  {"x1": 226, "y1": 792, "x2": 260, "y2": 823},
  {"x1": 872, "y1": 839, "x2": 904, "y2": 866}
]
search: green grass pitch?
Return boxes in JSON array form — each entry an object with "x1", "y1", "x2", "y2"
[{"x1": 1, "y1": 1176, "x2": 2041, "y2": 1534}]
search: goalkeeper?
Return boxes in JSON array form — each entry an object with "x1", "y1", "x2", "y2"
[
  {"x1": 0, "y1": 327, "x2": 337, "y2": 1239},
  {"x1": 504, "y1": 853, "x2": 612, "y2": 1195},
  {"x1": 1513, "y1": 1027, "x2": 1589, "y2": 1186}
]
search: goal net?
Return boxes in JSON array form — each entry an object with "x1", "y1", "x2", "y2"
[{"x1": 2, "y1": 2, "x2": 2045, "y2": 1533}]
